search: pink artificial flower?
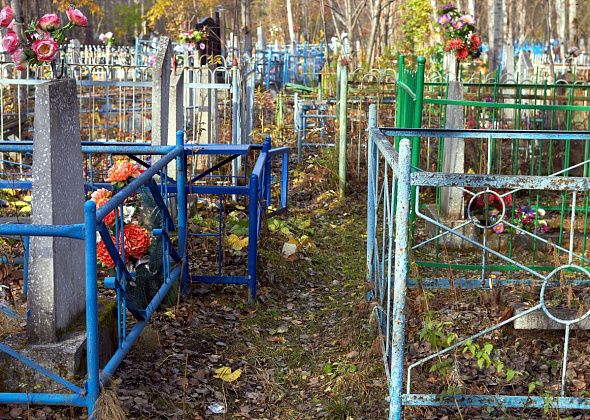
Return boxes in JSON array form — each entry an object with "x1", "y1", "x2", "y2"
[
  {"x1": 10, "y1": 48, "x2": 25, "y2": 70},
  {"x1": 1, "y1": 30, "x2": 19, "y2": 54},
  {"x1": 66, "y1": 6, "x2": 88, "y2": 27},
  {"x1": 37, "y1": 14, "x2": 61, "y2": 31},
  {"x1": 460, "y1": 14, "x2": 475, "y2": 25},
  {"x1": 0, "y1": 6, "x2": 12, "y2": 27},
  {"x1": 32, "y1": 32, "x2": 59, "y2": 62},
  {"x1": 492, "y1": 223, "x2": 504, "y2": 234}
]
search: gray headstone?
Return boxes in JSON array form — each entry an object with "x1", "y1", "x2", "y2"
[
  {"x1": 440, "y1": 81, "x2": 465, "y2": 220},
  {"x1": 256, "y1": 26, "x2": 266, "y2": 52},
  {"x1": 444, "y1": 53, "x2": 457, "y2": 81},
  {"x1": 28, "y1": 78, "x2": 85, "y2": 343},
  {"x1": 152, "y1": 36, "x2": 172, "y2": 146},
  {"x1": 69, "y1": 39, "x2": 81, "y2": 65},
  {"x1": 501, "y1": 44, "x2": 515, "y2": 79}
]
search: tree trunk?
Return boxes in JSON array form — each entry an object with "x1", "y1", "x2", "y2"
[
  {"x1": 517, "y1": 0, "x2": 526, "y2": 44},
  {"x1": 488, "y1": 0, "x2": 503, "y2": 71},
  {"x1": 555, "y1": 0, "x2": 566, "y2": 60},
  {"x1": 10, "y1": 0, "x2": 24, "y2": 42},
  {"x1": 241, "y1": 0, "x2": 252, "y2": 55},
  {"x1": 568, "y1": 0, "x2": 577, "y2": 47},
  {"x1": 286, "y1": 0, "x2": 296, "y2": 47}
]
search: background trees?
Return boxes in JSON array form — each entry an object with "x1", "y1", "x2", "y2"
[{"x1": 4, "y1": 0, "x2": 587, "y2": 66}]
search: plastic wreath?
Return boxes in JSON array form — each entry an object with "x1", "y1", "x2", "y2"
[
  {"x1": 436, "y1": 3, "x2": 481, "y2": 62},
  {"x1": 0, "y1": 5, "x2": 88, "y2": 71}
]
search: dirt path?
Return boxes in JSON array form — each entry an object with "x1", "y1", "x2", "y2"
[{"x1": 107, "y1": 162, "x2": 388, "y2": 419}]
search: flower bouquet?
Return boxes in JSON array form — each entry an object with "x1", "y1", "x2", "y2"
[
  {"x1": 0, "y1": 5, "x2": 87, "y2": 74},
  {"x1": 178, "y1": 29, "x2": 207, "y2": 53},
  {"x1": 89, "y1": 159, "x2": 169, "y2": 310},
  {"x1": 436, "y1": 3, "x2": 481, "y2": 77}
]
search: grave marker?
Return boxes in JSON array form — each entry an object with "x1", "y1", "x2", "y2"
[{"x1": 28, "y1": 78, "x2": 85, "y2": 343}]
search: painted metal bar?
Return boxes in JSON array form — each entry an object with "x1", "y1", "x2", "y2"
[
  {"x1": 247, "y1": 173, "x2": 259, "y2": 302},
  {"x1": 402, "y1": 394, "x2": 590, "y2": 409},
  {"x1": 0, "y1": 393, "x2": 86, "y2": 406},
  {"x1": 100, "y1": 264, "x2": 182, "y2": 384},
  {"x1": 96, "y1": 146, "x2": 182, "y2": 221},
  {"x1": 176, "y1": 131, "x2": 188, "y2": 291},
  {"x1": 338, "y1": 61, "x2": 348, "y2": 197},
  {"x1": 84, "y1": 200, "x2": 100, "y2": 415},
  {"x1": 190, "y1": 275, "x2": 249, "y2": 285},
  {"x1": 379, "y1": 128, "x2": 590, "y2": 140},
  {"x1": 389, "y1": 139, "x2": 412, "y2": 420},
  {"x1": 0, "y1": 224, "x2": 84, "y2": 239},
  {"x1": 411, "y1": 172, "x2": 590, "y2": 190}
]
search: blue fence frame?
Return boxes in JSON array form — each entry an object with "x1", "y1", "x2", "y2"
[
  {"x1": 0, "y1": 131, "x2": 290, "y2": 415},
  {"x1": 367, "y1": 113, "x2": 590, "y2": 418}
]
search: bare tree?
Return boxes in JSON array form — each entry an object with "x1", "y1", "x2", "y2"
[
  {"x1": 488, "y1": 0, "x2": 503, "y2": 70},
  {"x1": 568, "y1": 0, "x2": 577, "y2": 47}
]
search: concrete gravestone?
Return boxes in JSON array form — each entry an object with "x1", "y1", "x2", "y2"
[{"x1": 28, "y1": 78, "x2": 86, "y2": 343}]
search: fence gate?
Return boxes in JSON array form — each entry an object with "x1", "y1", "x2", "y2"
[{"x1": 367, "y1": 117, "x2": 590, "y2": 418}]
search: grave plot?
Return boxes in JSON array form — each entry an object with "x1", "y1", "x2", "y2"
[{"x1": 367, "y1": 55, "x2": 590, "y2": 419}]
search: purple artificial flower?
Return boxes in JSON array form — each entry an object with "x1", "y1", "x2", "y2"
[
  {"x1": 440, "y1": 3, "x2": 456, "y2": 12},
  {"x1": 437, "y1": 14, "x2": 452, "y2": 25},
  {"x1": 460, "y1": 14, "x2": 476, "y2": 25}
]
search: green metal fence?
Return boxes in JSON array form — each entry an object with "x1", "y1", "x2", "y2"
[{"x1": 393, "y1": 55, "x2": 590, "y2": 277}]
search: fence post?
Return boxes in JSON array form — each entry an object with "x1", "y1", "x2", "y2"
[
  {"x1": 395, "y1": 55, "x2": 405, "y2": 148},
  {"x1": 84, "y1": 200, "x2": 99, "y2": 417},
  {"x1": 247, "y1": 174, "x2": 259, "y2": 303},
  {"x1": 367, "y1": 104, "x2": 377, "y2": 283},
  {"x1": 389, "y1": 138, "x2": 412, "y2": 420},
  {"x1": 409, "y1": 57, "x2": 425, "y2": 223},
  {"x1": 176, "y1": 131, "x2": 188, "y2": 292},
  {"x1": 231, "y1": 61, "x2": 242, "y2": 179},
  {"x1": 338, "y1": 58, "x2": 348, "y2": 198},
  {"x1": 264, "y1": 136, "x2": 272, "y2": 206}
]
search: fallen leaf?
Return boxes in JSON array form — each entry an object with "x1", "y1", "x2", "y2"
[{"x1": 214, "y1": 366, "x2": 242, "y2": 382}]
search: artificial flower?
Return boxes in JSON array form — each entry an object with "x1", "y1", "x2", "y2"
[
  {"x1": 0, "y1": 6, "x2": 12, "y2": 27},
  {"x1": 106, "y1": 161, "x2": 142, "y2": 183},
  {"x1": 66, "y1": 6, "x2": 88, "y2": 27},
  {"x1": 1, "y1": 30, "x2": 19, "y2": 54},
  {"x1": 124, "y1": 224, "x2": 151, "y2": 259},
  {"x1": 31, "y1": 32, "x2": 59, "y2": 62},
  {"x1": 97, "y1": 235, "x2": 128, "y2": 268},
  {"x1": 37, "y1": 14, "x2": 61, "y2": 31}
]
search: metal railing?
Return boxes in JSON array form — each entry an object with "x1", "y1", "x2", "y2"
[
  {"x1": 367, "y1": 121, "x2": 590, "y2": 418},
  {"x1": 0, "y1": 132, "x2": 290, "y2": 414}
]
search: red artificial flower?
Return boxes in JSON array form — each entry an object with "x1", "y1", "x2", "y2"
[
  {"x1": 447, "y1": 38, "x2": 464, "y2": 50},
  {"x1": 470, "y1": 33, "x2": 481, "y2": 48},
  {"x1": 106, "y1": 161, "x2": 142, "y2": 183},
  {"x1": 97, "y1": 235, "x2": 128, "y2": 268},
  {"x1": 123, "y1": 224, "x2": 151, "y2": 259},
  {"x1": 455, "y1": 47, "x2": 469, "y2": 60},
  {"x1": 90, "y1": 188, "x2": 116, "y2": 225}
]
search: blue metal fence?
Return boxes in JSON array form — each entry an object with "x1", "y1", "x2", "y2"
[
  {"x1": 367, "y1": 109, "x2": 590, "y2": 418},
  {"x1": 0, "y1": 131, "x2": 290, "y2": 415}
]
